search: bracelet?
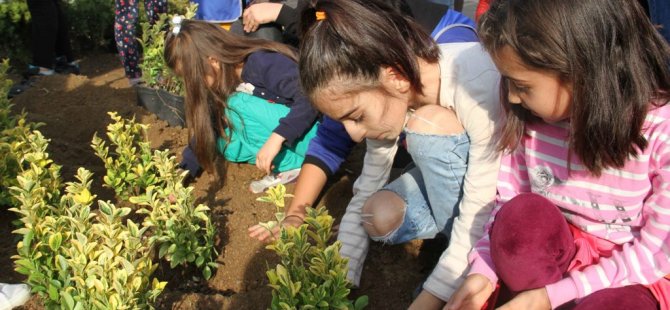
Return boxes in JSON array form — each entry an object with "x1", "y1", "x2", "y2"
[{"x1": 283, "y1": 214, "x2": 304, "y2": 223}]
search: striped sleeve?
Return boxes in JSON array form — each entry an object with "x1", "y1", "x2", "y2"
[
  {"x1": 468, "y1": 148, "x2": 531, "y2": 284},
  {"x1": 337, "y1": 138, "x2": 397, "y2": 285},
  {"x1": 546, "y1": 124, "x2": 670, "y2": 308}
]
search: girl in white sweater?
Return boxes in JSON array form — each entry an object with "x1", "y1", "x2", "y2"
[{"x1": 296, "y1": 0, "x2": 501, "y2": 307}]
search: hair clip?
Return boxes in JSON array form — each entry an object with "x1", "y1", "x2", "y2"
[
  {"x1": 172, "y1": 15, "x2": 184, "y2": 35},
  {"x1": 315, "y1": 11, "x2": 326, "y2": 21}
]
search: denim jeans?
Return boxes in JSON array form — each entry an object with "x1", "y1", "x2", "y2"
[{"x1": 370, "y1": 129, "x2": 470, "y2": 244}]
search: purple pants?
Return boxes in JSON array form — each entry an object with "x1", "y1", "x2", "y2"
[
  {"x1": 489, "y1": 193, "x2": 659, "y2": 309},
  {"x1": 114, "y1": 0, "x2": 167, "y2": 79}
]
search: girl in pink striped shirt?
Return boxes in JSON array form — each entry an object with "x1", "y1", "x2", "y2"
[{"x1": 447, "y1": 0, "x2": 670, "y2": 309}]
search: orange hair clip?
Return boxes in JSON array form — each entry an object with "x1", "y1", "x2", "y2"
[{"x1": 315, "y1": 11, "x2": 326, "y2": 21}]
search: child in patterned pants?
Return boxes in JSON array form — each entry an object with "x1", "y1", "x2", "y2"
[{"x1": 114, "y1": 0, "x2": 167, "y2": 85}]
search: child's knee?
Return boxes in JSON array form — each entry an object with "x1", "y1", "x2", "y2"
[
  {"x1": 361, "y1": 191, "x2": 406, "y2": 239},
  {"x1": 490, "y1": 193, "x2": 575, "y2": 292},
  {"x1": 406, "y1": 105, "x2": 464, "y2": 135}
]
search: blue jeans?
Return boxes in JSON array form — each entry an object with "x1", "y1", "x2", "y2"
[{"x1": 370, "y1": 129, "x2": 470, "y2": 244}]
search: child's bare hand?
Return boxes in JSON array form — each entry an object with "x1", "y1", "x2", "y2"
[
  {"x1": 444, "y1": 274, "x2": 494, "y2": 310},
  {"x1": 242, "y1": 3, "x2": 282, "y2": 33},
  {"x1": 497, "y1": 288, "x2": 550, "y2": 310},
  {"x1": 248, "y1": 214, "x2": 304, "y2": 242},
  {"x1": 248, "y1": 223, "x2": 279, "y2": 242},
  {"x1": 256, "y1": 133, "x2": 285, "y2": 174}
]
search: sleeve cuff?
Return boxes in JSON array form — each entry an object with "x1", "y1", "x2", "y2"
[
  {"x1": 468, "y1": 257, "x2": 499, "y2": 286},
  {"x1": 545, "y1": 278, "x2": 579, "y2": 309},
  {"x1": 273, "y1": 128, "x2": 297, "y2": 147},
  {"x1": 303, "y1": 155, "x2": 333, "y2": 176}
]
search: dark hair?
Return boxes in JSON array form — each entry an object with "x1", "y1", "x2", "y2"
[
  {"x1": 164, "y1": 20, "x2": 297, "y2": 171},
  {"x1": 479, "y1": 0, "x2": 670, "y2": 175},
  {"x1": 298, "y1": 0, "x2": 439, "y2": 101}
]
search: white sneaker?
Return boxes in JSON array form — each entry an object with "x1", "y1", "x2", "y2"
[
  {"x1": 249, "y1": 169, "x2": 301, "y2": 194},
  {"x1": 249, "y1": 175, "x2": 282, "y2": 194},
  {"x1": 0, "y1": 283, "x2": 30, "y2": 310},
  {"x1": 277, "y1": 168, "x2": 301, "y2": 185}
]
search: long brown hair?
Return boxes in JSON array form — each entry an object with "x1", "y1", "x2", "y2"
[
  {"x1": 164, "y1": 20, "x2": 297, "y2": 171},
  {"x1": 479, "y1": 0, "x2": 670, "y2": 175},
  {"x1": 298, "y1": 0, "x2": 439, "y2": 101}
]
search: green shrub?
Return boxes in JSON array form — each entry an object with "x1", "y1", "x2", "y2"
[
  {"x1": 93, "y1": 112, "x2": 218, "y2": 279},
  {"x1": 0, "y1": 0, "x2": 31, "y2": 64},
  {"x1": 10, "y1": 132, "x2": 165, "y2": 309},
  {"x1": 0, "y1": 59, "x2": 42, "y2": 206},
  {"x1": 64, "y1": 0, "x2": 116, "y2": 52},
  {"x1": 10, "y1": 112, "x2": 218, "y2": 308},
  {"x1": 259, "y1": 185, "x2": 368, "y2": 310},
  {"x1": 138, "y1": 2, "x2": 197, "y2": 95}
]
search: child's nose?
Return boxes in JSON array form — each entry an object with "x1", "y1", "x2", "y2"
[
  {"x1": 508, "y1": 91, "x2": 522, "y2": 105},
  {"x1": 343, "y1": 122, "x2": 365, "y2": 143}
]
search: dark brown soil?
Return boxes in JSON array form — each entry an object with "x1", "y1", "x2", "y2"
[{"x1": 0, "y1": 53, "x2": 445, "y2": 309}]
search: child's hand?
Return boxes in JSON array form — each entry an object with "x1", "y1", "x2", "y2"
[
  {"x1": 248, "y1": 214, "x2": 304, "y2": 242},
  {"x1": 444, "y1": 274, "x2": 494, "y2": 310},
  {"x1": 496, "y1": 288, "x2": 550, "y2": 310},
  {"x1": 256, "y1": 133, "x2": 285, "y2": 174},
  {"x1": 242, "y1": 3, "x2": 283, "y2": 33}
]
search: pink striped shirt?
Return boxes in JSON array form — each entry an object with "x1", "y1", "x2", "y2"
[{"x1": 469, "y1": 103, "x2": 670, "y2": 308}]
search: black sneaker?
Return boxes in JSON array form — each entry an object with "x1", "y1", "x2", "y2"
[{"x1": 7, "y1": 78, "x2": 35, "y2": 99}]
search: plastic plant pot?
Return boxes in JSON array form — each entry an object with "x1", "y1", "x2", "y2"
[{"x1": 135, "y1": 85, "x2": 186, "y2": 127}]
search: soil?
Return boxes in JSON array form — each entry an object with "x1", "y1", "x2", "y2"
[{"x1": 0, "y1": 53, "x2": 446, "y2": 309}]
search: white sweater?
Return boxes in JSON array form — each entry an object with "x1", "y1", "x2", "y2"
[{"x1": 336, "y1": 42, "x2": 502, "y2": 301}]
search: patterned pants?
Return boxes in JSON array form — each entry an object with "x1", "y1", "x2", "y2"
[{"x1": 114, "y1": 0, "x2": 167, "y2": 79}]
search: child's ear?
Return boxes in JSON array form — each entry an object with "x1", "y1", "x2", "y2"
[
  {"x1": 207, "y1": 57, "x2": 221, "y2": 71},
  {"x1": 380, "y1": 66, "x2": 410, "y2": 94}
]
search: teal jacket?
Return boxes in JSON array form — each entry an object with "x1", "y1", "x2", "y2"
[{"x1": 216, "y1": 92, "x2": 318, "y2": 172}]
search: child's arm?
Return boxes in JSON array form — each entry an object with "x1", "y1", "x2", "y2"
[
  {"x1": 419, "y1": 45, "x2": 504, "y2": 303},
  {"x1": 541, "y1": 141, "x2": 670, "y2": 308},
  {"x1": 247, "y1": 52, "x2": 319, "y2": 147},
  {"x1": 256, "y1": 132, "x2": 285, "y2": 174},
  {"x1": 444, "y1": 150, "x2": 529, "y2": 310},
  {"x1": 249, "y1": 117, "x2": 357, "y2": 241},
  {"x1": 338, "y1": 138, "x2": 398, "y2": 286},
  {"x1": 248, "y1": 162, "x2": 327, "y2": 241}
]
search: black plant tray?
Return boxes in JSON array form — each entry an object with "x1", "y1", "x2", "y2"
[{"x1": 136, "y1": 85, "x2": 186, "y2": 127}]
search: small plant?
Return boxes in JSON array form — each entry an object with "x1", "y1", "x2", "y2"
[
  {"x1": 138, "y1": 3, "x2": 197, "y2": 95},
  {"x1": 129, "y1": 150, "x2": 218, "y2": 279},
  {"x1": 9, "y1": 112, "x2": 217, "y2": 308},
  {"x1": 10, "y1": 132, "x2": 165, "y2": 309},
  {"x1": 256, "y1": 184, "x2": 294, "y2": 233},
  {"x1": 0, "y1": 59, "x2": 42, "y2": 206},
  {"x1": 93, "y1": 112, "x2": 218, "y2": 279},
  {"x1": 259, "y1": 185, "x2": 368, "y2": 310},
  {"x1": 91, "y1": 112, "x2": 158, "y2": 200}
]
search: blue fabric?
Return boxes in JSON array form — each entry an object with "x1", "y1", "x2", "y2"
[
  {"x1": 431, "y1": 9, "x2": 477, "y2": 44},
  {"x1": 193, "y1": 0, "x2": 242, "y2": 23},
  {"x1": 371, "y1": 130, "x2": 470, "y2": 244},
  {"x1": 241, "y1": 51, "x2": 319, "y2": 146},
  {"x1": 649, "y1": 0, "x2": 670, "y2": 43},
  {"x1": 179, "y1": 143, "x2": 202, "y2": 178},
  {"x1": 304, "y1": 116, "x2": 356, "y2": 175}
]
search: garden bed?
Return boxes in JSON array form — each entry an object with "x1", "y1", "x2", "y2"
[{"x1": 0, "y1": 53, "x2": 444, "y2": 309}]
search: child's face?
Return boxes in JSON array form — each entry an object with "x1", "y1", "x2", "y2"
[
  {"x1": 494, "y1": 46, "x2": 573, "y2": 123},
  {"x1": 314, "y1": 86, "x2": 408, "y2": 142}
]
